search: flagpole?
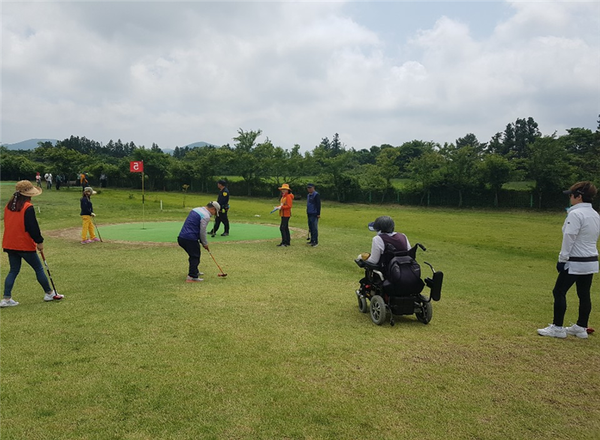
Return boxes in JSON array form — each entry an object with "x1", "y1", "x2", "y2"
[{"x1": 142, "y1": 160, "x2": 145, "y2": 229}]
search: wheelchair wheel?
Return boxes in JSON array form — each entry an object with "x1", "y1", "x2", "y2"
[
  {"x1": 357, "y1": 295, "x2": 368, "y2": 313},
  {"x1": 416, "y1": 301, "x2": 433, "y2": 324},
  {"x1": 370, "y1": 295, "x2": 387, "y2": 325}
]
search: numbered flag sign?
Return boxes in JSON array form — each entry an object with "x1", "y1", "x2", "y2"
[{"x1": 130, "y1": 161, "x2": 144, "y2": 173}]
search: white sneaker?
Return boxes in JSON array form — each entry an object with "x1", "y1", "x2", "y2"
[
  {"x1": 0, "y1": 298, "x2": 19, "y2": 307},
  {"x1": 537, "y1": 324, "x2": 567, "y2": 338},
  {"x1": 186, "y1": 276, "x2": 204, "y2": 283},
  {"x1": 565, "y1": 323, "x2": 589, "y2": 339},
  {"x1": 44, "y1": 291, "x2": 65, "y2": 302}
]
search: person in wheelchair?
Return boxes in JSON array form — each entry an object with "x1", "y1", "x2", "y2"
[
  {"x1": 359, "y1": 215, "x2": 410, "y2": 269},
  {"x1": 355, "y1": 215, "x2": 443, "y2": 325}
]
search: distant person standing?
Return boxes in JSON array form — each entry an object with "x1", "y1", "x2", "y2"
[
  {"x1": 275, "y1": 184, "x2": 294, "y2": 247},
  {"x1": 306, "y1": 183, "x2": 321, "y2": 247},
  {"x1": 46, "y1": 173, "x2": 53, "y2": 189},
  {"x1": 55, "y1": 174, "x2": 62, "y2": 190},
  {"x1": 80, "y1": 187, "x2": 100, "y2": 244},
  {"x1": 35, "y1": 172, "x2": 42, "y2": 188},
  {"x1": 538, "y1": 182, "x2": 600, "y2": 339},
  {"x1": 100, "y1": 173, "x2": 107, "y2": 188},
  {"x1": 1, "y1": 180, "x2": 64, "y2": 307},
  {"x1": 178, "y1": 201, "x2": 220, "y2": 282},
  {"x1": 80, "y1": 172, "x2": 89, "y2": 189},
  {"x1": 210, "y1": 180, "x2": 230, "y2": 237}
]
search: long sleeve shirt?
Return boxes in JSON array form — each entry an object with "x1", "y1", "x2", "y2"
[{"x1": 559, "y1": 202, "x2": 600, "y2": 275}]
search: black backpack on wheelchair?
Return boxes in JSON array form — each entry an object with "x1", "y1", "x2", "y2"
[{"x1": 355, "y1": 243, "x2": 443, "y2": 326}]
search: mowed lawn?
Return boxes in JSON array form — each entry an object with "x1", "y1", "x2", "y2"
[{"x1": 1, "y1": 185, "x2": 599, "y2": 439}]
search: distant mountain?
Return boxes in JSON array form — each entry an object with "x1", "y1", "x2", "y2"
[
  {"x1": 1, "y1": 139, "x2": 218, "y2": 153},
  {"x1": 182, "y1": 141, "x2": 218, "y2": 149},
  {"x1": 3, "y1": 139, "x2": 58, "y2": 150}
]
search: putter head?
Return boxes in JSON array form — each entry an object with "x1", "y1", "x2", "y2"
[
  {"x1": 217, "y1": 273, "x2": 228, "y2": 277},
  {"x1": 587, "y1": 327, "x2": 595, "y2": 334}
]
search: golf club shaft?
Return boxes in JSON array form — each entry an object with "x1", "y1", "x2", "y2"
[
  {"x1": 208, "y1": 250, "x2": 226, "y2": 275},
  {"x1": 93, "y1": 217, "x2": 103, "y2": 242},
  {"x1": 39, "y1": 250, "x2": 59, "y2": 293}
]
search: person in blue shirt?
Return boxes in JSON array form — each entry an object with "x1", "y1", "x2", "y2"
[
  {"x1": 178, "y1": 201, "x2": 220, "y2": 283},
  {"x1": 306, "y1": 183, "x2": 321, "y2": 247}
]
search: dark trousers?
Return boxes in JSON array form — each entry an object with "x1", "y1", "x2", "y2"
[
  {"x1": 280, "y1": 217, "x2": 291, "y2": 245},
  {"x1": 307, "y1": 214, "x2": 319, "y2": 244},
  {"x1": 178, "y1": 237, "x2": 201, "y2": 278},
  {"x1": 552, "y1": 270, "x2": 593, "y2": 327},
  {"x1": 4, "y1": 251, "x2": 52, "y2": 297},
  {"x1": 211, "y1": 210, "x2": 229, "y2": 234}
]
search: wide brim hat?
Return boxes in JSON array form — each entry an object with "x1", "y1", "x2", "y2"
[
  {"x1": 278, "y1": 183, "x2": 291, "y2": 191},
  {"x1": 83, "y1": 187, "x2": 97, "y2": 195},
  {"x1": 209, "y1": 201, "x2": 221, "y2": 216},
  {"x1": 15, "y1": 180, "x2": 42, "y2": 197}
]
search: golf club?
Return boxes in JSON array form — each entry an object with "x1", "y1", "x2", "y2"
[
  {"x1": 207, "y1": 249, "x2": 227, "y2": 277},
  {"x1": 92, "y1": 216, "x2": 103, "y2": 242},
  {"x1": 39, "y1": 250, "x2": 63, "y2": 299}
]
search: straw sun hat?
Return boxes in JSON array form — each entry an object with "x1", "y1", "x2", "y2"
[{"x1": 15, "y1": 180, "x2": 42, "y2": 197}]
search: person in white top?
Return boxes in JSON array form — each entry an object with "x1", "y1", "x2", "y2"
[{"x1": 538, "y1": 181, "x2": 600, "y2": 339}]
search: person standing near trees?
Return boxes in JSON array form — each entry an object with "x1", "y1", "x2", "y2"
[
  {"x1": 1, "y1": 180, "x2": 64, "y2": 307},
  {"x1": 538, "y1": 181, "x2": 600, "y2": 339},
  {"x1": 275, "y1": 184, "x2": 294, "y2": 247},
  {"x1": 306, "y1": 183, "x2": 321, "y2": 247},
  {"x1": 80, "y1": 187, "x2": 100, "y2": 244},
  {"x1": 210, "y1": 180, "x2": 230, "y2": 237}
]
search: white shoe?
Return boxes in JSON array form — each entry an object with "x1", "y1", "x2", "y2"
[
  {"x1": 0, "y1": 298, "x2": 19, "y2": 307},
  {"x1": 44, "y1": 291, "x2": 65, "y2": 302},
  {"x1": 186, "y1": 276, "x2": 204, "y2": 283},
  {"x1": 537, "y1": 324, "x2": 567, "y2": 338},
  {"x1": 565, "y1": 323, "x2": 588, "y2": 339}
]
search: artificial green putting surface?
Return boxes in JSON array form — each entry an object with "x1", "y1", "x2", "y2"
[{"x1": 97, "y1": 221, "x2": 286, "y2": 243}]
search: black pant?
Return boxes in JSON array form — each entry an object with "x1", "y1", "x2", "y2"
[
  {"x1": 552, "y1": 270, "x2": 593, "y2": 327},
  {"x1": 212, "y1": 210, "x2": 229, "y2": 234},
  {"x1": 178, "y1": 237, "x2": 201, "y2": 278},
  {"x1": 280, "y1": 217, "x2": 291, "y2": 245}
]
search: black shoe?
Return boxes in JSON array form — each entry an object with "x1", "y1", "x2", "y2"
[
  {"x1": 277, "y1": 243, "x2": 286, "y2": 247},
  {"x1": 221, "y1": 232, "x2": 229, "y2": 236},
  {"x1": 311, "y1": 243, "x2": 318, "y2": 247},
  {"x1": 210, "y1": 233, "x2": 216, "y2": 238}
]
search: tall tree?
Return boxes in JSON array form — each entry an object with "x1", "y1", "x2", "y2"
[
  {"x1": 480, "y1": 154, "x2": 514, "y2": 207},
  {"x1": 232, "y1": 128, "x2": 262, "y2": 195},
  {"x1": 527, "y1": 135, "x2": 574, "y2": 208}
]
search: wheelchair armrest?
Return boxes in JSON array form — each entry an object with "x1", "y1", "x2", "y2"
[{"x1": 355, "y1": 258, "x2": 381, "y2": 271}]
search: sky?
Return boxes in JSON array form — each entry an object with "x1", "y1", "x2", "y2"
[{"x1": 1, "y1": 0, "x2": 599, "y2": 152}]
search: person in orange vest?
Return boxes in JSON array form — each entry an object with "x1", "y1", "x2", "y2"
[
  {"x1": 274, "y1": 183, "x2": 294, "y2": 247},
  {"x1": 1, "y1": 181, "x2": 64, "y2": 307}
]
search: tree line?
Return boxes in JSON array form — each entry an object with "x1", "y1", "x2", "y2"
[{"x1": 1, "y1": 116, "x2": 599, "y2": 209}]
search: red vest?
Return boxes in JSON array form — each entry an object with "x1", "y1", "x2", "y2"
[{"x1": 2, "y1": 201, "x2": 37, "y2": 251}]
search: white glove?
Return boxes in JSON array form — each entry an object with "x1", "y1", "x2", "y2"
[{"x1": 91, "y1": 213, "x2": 96, "y2": 217}]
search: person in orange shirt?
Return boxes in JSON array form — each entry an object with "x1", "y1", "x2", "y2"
[
  {"x1": 274, "y1": 184, "x2": 294, "y2": 247},
  {"x1": 1, "y1": 180, "x2": 64, "y2": 307}
]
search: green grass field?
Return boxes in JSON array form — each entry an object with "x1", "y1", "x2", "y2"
[{"x1": 1, "y1": 185, "x2": 599, "y2": 439}]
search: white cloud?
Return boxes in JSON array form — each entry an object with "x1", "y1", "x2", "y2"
[{"x1": 1, "y1": 1, "x2": 599, "y2": 151}]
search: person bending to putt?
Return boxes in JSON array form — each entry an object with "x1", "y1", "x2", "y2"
[{"x1": 178, "y1": 201, "x2": 220, "y2": 282}]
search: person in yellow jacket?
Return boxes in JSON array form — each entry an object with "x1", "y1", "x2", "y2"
[
  {"x1": 1, "y1": 180, "x2": 64, "y2": 307},
  {"x1": 274, "y1": 183, "x2": 294, "y2": 247}
]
